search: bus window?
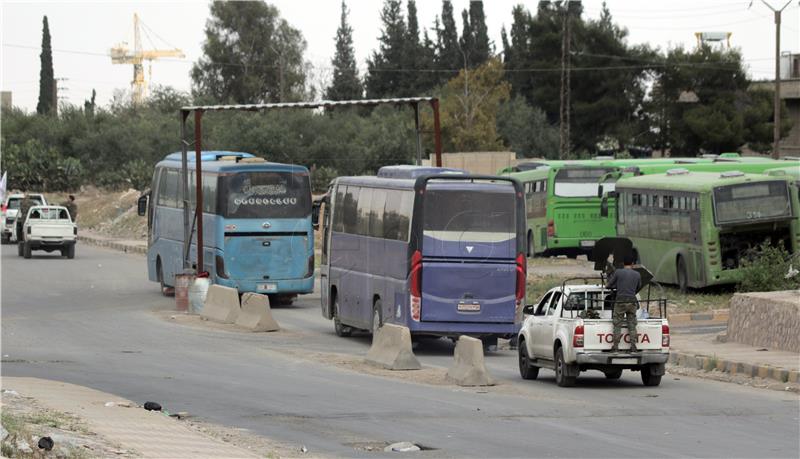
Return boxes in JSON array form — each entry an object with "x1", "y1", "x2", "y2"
[
  {"x1": 356, "y1": 187, "x2": 373, "y2": 236},
  {"x1": 333, "y1": 185, "x2": 346, "y2": 232},
  {"x1": 369, "y1": 189, "x2": 387, "y2": 238},
  {"x1": 158, "y1": 169, "x2": 180, "y2": 208},
  {"x1": 342, "y1": 186, "x2": 360, "y2": 234},
  {"x1": 423, "y1": 187, "x2": 515, "y2": 241},
  {"x1": 553, "y1": 167, "x2": 615, "y2": 197},
  {"x1": 220, "y1": 171, "x2": 311, "y2": 219},
  {"x1": 714, "y1": 181, "x2": 792, "y2": 224},
  {"x1": 384, "y1": 190, "x2": 412, "y2": 241}
]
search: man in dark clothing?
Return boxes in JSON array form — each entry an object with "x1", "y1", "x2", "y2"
[
  {"x1": 606, "y1": 254, "x2": 641, "y2": 352},
  {"x1": 61, "y1": 194, "x2": 77, "y2": 221},
  {"x1": 16, "y1": 195, "x2": 35, "y2": 242}
]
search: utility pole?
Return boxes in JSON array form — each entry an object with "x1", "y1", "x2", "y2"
[
  {"x1": 760, "y1": 0, "x2": 793, "y2": 159},
  {"x1": 559, "y1": 1, "x2": 574, "y2": 159}
]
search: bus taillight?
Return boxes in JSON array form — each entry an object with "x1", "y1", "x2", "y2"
[
  {"x1": 410, "y1": 250, "x2": 422, "y2": 321},
  {"x1": 515, "y1": 253, "x2": 526, "y2": 302},
  {"x1": 547, "y1": 219, "x2": 555, "y2": 237}
]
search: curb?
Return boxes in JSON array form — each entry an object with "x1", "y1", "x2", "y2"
[
  {"x1": 669, "y1": 309, "x2": 729, "y2": 325},
  {"x1": 668, "y1": 351, "x2": 798, "y2": 384},
  {"x1": 78, "y1": 234, "x2": 147, "y2": 256}
]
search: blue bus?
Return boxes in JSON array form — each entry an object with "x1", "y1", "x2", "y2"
[
  {"x1": 317, "y1": 166, "x2": 527, "y2": 344},
  {"x1": 140, "y1": 151, "x2": 314, "y2": 303}
]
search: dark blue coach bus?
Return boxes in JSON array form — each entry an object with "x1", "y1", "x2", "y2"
[{"x1": 317, "y1": 166, "x2": 527, "y2": 345}]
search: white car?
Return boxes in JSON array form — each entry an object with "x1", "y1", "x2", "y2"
[
  {"x1": 18, "y1": 205, "x2": 77, "y2": 259},
  {"x1": 517, "y1": 280, "x2": 670, "y2": 387},
  {"x1": 2, "y1": 193, "x2": 47, "y2": 243}
]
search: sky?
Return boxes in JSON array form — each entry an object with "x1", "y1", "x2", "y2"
[{"x1": 2, "y1": 0, "x2": 798, "y2": 112}]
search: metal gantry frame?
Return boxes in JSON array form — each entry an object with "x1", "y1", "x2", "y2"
[{"x1": 178, "y1": 97, "x2": 443, "y2": 272}]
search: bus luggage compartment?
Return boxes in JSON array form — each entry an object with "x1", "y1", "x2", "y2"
[{"x1": 419, "y1": 259, "x2": 517, "y2": 323}]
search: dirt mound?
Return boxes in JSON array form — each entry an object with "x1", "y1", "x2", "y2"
[{"x1": 46, "y1": 187, "x2": 146, "y2": 240}]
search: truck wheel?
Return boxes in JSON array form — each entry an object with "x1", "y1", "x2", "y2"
[
  {"x1": 677, "y1": 256, "x2": 689, "y2": 293},
  {"x1": 1, "y1": 234, "x2": 8, "y2": 245},
  {"x1": 555, "y1": 347, "x2": 576, "y2": 387},
  {"x1": 66, "y1": 244, "x2": 75, "y2": 259},
  {"x1": 641, "y1": 367, "x2": 662, "y2": 387},
  {"x1": 604, "y1": 369, "x2": 623, "y2": 380},
  {"x1": 23, "y1": 242, "x2": 32, "y2": 259},
  {"x1": 17, "y1": 242, "x2": 23, "y2": 257},
  {"x1": 333, "y1": 295, "x2": 352, "y2": 337},
  {"x1": 518, "y1": 341, "x2": 539, "y2": 380}
]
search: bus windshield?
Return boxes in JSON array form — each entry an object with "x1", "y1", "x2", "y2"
[
  {"x1": 714, "y1": 181, "x2": 792, "y2": 224},
  {"x1": 554, "y1": 168, "x2": 615, "y2": 197},
  {"x1": 220, "y1": 171, "x2": 311, "y2": 219},
  {"x1": 423, "y1": 187, "x2": 516, "y2": 241}
]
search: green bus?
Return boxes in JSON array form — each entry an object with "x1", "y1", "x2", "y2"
[
  {"x1": 507, "y1": 164, "x2": 617, "y2": 257},
  {"x1": 614, "y1": 170, "x2": 800, "y2": 290}
]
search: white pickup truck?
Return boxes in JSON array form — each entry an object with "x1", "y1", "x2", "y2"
[
  {"x1": 2, "y1": 193, "x2": 47, "y2": 243},
  {"x1": 18, "y1": 206, "x2": 77, "y2": 259},
  {"x1": 517, "y1": 279, "x2": 669, "y2": 387}
]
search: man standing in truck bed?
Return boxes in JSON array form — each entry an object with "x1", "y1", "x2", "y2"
[{"x1": 606, "y1": 254, "x2": 641, "y2": 352}]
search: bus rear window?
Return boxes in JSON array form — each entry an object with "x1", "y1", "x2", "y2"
[
  {"x1": 714, "y1": 181, "x2": 792, "y2": 224},
  {"x1": 423, "y1": 188, "x2": 516, "y2": 240},
  {"x1": 221, "y1": 171, "x2": 311, "y2": 219},
  {"x1": 554, "y1": 168, "x2": 615, "y2": 197}
]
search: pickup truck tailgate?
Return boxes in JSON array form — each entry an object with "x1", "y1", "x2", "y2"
[
  {"x1": 31, "y1": 222, "x2": 73, "y2": 238},
  {"x1": 583, "y1": 319, "x2": 664, "y2": 351}
]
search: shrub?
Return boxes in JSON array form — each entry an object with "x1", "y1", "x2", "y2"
[
  {"x1": 737, "y1": 241, "x2": 800, "y2": 292},
  {"x1": 311, "y1": 166, "x2": 338, "y2": 193}
]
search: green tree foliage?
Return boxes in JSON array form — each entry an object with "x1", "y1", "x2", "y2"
[
  {"x1": 497, "y1": 96, "x2": 560, "y2": 158},
  {"x1": 2, "y1": 139, "x2": 82, "y2": 191},
  {"x1": 326, "y1": 1, "x2": 363, "y2": 100},
  {"x1": 37, "y1": 16, "x2": 55, "y2": 115},
  {"x1": 435, "y1": 0, "x2": 460, "y2": 82},
  {"x1": 191, "y1": 1, "x2": 307, "y2": 103},
  {"x1": 502, "y1": 2, "x2": 653, "y2": 154},
  {"x1": 366, "y1": 0, "x2": 408, "y2": 97},
  {"x1": 428, "y1": 58, "x2": 510, "y2": 152},
  {"x1": 459, "y1": 1, "x2": 491, "y2": 68}
]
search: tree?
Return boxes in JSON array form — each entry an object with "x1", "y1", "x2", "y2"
[
  {"x1": 365, "y1": 0, "x2": 407, "y2": 98},
  {"x1": 466, "y1": 1, "x2": 491, "y2": 67},
  {"x1": 326, "y1": 1, "x2": 363, "y2": 100},
  {"x1": 742, "y1": 89, "x2": 792, "y2": 153},
  {"x1": 428, "y1": 58, "x2": 510, "y2": 152},
  {"x1": 191, "y1": 2, "x2": 307, "y2": 103},
  {"x1": 83, "y1": 89, "x2": 96, "y2": 117},
  {"x1": 37, "y1": 16, "x2": 55, "y2": 115},
  {"x1": 435, "y1": 0, "x2": 460, "y2": 82},
  {"x1": 497, "y1": 96, "x2": 560, "y2": 158}
]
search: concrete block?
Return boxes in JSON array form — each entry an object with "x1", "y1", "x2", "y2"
[
  {"x1": 770, "y1": 367, "x2": 790, "y2": 383},
  {"x1": 756, "y1": 366, "x2": 771, "y2": 379},
  {"x1": 365, "y1": 324, "x2": 421, "y2": 370},
  {"x1": 235, "y1": 293, "x2": 279, "y2": 332},
  {"x1": 446, "y1": 336, "x2": 494, "y2": 387},
  {"x1": 739, "y1": 363, "x2": 756, "y2": 378},
  {"x1": 201, "y1": 285, "x2": 240, "y2": 323},
  {"x1": 788, "y1": 370, "x2": 799, "y2": 384}
]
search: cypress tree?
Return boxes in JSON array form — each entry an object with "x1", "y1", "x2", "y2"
[
  {"x1": 436, "y1": 0, "x2": 460, "y2": 82},
  {"x1": 365, "y1": 0, "x2": 407, "y2": 98},
  {"x1": 468, "y1": 1, "x2": 491, "y2": 66},
  {"x1": 326, "y1": 0, "x2": 363, "y2": 100},
  {"x1": 37, "y1": 16, "x2": 55, "y2": 115}
]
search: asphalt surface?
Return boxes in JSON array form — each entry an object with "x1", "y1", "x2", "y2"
[{"x1": 2, "y1": 244, "x2": 799, "y2": 458}]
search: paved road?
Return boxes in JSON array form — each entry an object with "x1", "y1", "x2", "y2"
[{"x1": 2, "y1": 244, "x2": 799, "y2": 458}]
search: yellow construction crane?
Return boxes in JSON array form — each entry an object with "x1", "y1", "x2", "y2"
[{"x1": 110, "y1": 14, "x2": 185, "y2": 105}]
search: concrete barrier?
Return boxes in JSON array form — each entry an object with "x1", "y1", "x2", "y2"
[
  {"x1": 235, "y1": 293, "x2": 280, "y2": 332},
  {"x1": 201, "y1": 285, "x2": 240, "y2": 324},
  {"x1": 446, "y1": 336, "x2": 494, "y2": 386},
  {"x1": 365, "y1": 324, "x2": 421, "y2": 370}
]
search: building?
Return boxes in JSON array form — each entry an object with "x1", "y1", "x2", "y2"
[{"x1": 750, "y1": 52, "x2": 800, "y2": 156}]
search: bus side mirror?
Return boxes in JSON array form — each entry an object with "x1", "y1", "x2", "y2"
[
  {"x1": 137, "y1": 194, "x2": 149, "y2": 217},
  {"x1": 523, "y1": 304, "x2": 535, "y2": 315},
  {"x1": 311, "y1": 201, "x2": 321, "y2": 230},
  {"x1": 598, "y1": 185, "x2": 604, "y2": 198},
  {"x1": 600, "y1": 197, "x2": 609, "y2": 217}
]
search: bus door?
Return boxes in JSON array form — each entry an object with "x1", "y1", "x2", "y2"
[
  {"x1": 316, "y1": 193, "x2": 332, "y2": 319},
  {"x1": 417, "y1": 183, "x2": 520, "y2": 325}
]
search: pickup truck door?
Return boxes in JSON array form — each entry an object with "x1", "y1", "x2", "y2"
[{"x1": 532, "y1": 291, "x2": 562, "y2": 358}]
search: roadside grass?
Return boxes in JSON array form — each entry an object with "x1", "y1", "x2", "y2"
[{"x1": 2, "y1": 407, "x2": 93, "y2": 458}]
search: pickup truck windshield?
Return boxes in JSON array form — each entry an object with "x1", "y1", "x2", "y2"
[
  {"x1": 564, "y1": 291, "x2": 612, "y2": 311},
  {"x1": 29, "y1": 208, "x2": 69, "y2": 220}
]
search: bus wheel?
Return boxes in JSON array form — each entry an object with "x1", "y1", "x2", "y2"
[
  {"x1": 677, "y1": 256, "x2": 689, "y2": 293},
  {"x1": 333, "y1": 295, "x2": 352, "y2": 337},
  {"x1": 157, "y1": 258, "x2": 169, "y2": 296},
  {"x1": 371, "y1": 299, "x2": 383, "y2": 337}
]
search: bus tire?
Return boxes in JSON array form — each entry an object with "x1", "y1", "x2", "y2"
[
  {"x1": 333, "y1": 293, "x2": 352, "y2": 337},
  {"x1": 677, "y1": 256, "x2": 689, "y2": 293},
  {"x1": 157, "y1": 258, "x2": 169, "y2": 296},
  {"x1": 518, "y1": 340, "x2": 539, "y2": 380},
  {"x1": 555, "y1": 346, "x2": 576, "y2": 387},
  {"x1": 527, "y1": 231, "x2": 534, "y2": 258},
  {"x1": 371, "y1": 298, "x2": 383, "y2": 336}
]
